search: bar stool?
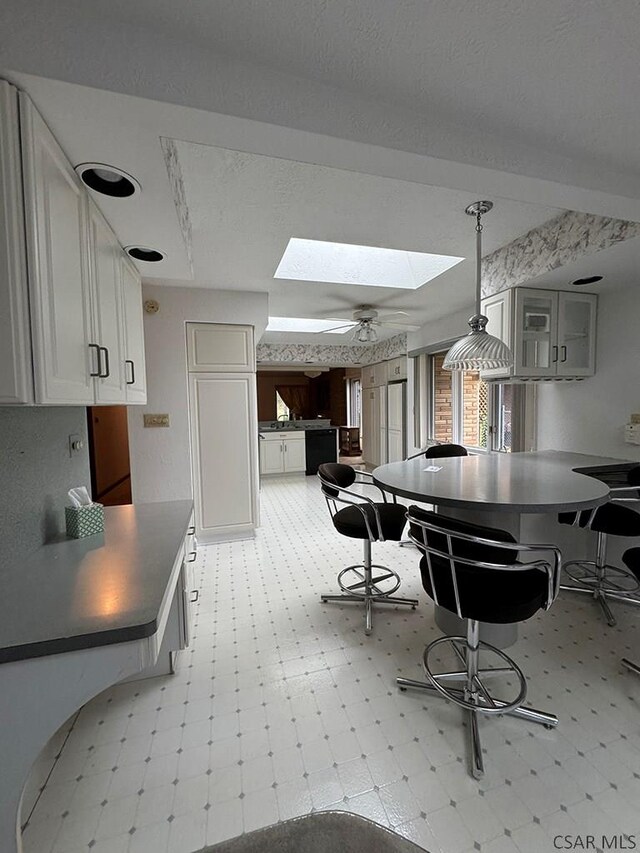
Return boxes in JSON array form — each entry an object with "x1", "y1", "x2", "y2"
[
  {"x1": 399, "y1": 444, "x2": 468, "y2": 549},
  {"x1": 397, "y1": 506, "x2": 562, "y2": 780},
  {"x1": 619, "y1": 548, "x2": 640, "y2": 675},
  {"x1": 318, "y1": 463, "x2": 419, "y2": 635},
  {"x1": 559, "y1": 500, "x2": 640, "y2": 627}
]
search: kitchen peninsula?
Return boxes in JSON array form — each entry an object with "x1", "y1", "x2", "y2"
[{"x1": 0, "y1": 501, "x2": 194, "y2": 853}]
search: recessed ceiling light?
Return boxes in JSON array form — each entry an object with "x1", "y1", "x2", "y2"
[
  {"x1": 266, "y1": 316, "x2": 354, "y2": 333},
  {"x1": 75, "y1": 163, "x2": 141, "y2": 197},
  {"x1": 572, "y1": 275, "x2": 603, "y2": 286},
  {"x1": 274, "y1": 238, "x2": 464, "y2": 289},
  {"x1": 125, "y1": 246, "x2": 166, "y2": 263}
]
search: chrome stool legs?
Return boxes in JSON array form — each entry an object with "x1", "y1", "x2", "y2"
[
  {"x1": 397, "y1": 620, "x2": 558, "y2": 780},
  {"x1": 560, "y1": 532, "x2": 640, "y2": 627},
  {"x1": 321, "y1": 540, "x2": 418, "y2": 635},
  {"x1": 622, "y1": 658, "x2": 640, "y2": 677}
]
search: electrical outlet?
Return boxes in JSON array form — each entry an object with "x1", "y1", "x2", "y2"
[{"x1": 144, "y1": 414, "x2": 170, "y2": 428}]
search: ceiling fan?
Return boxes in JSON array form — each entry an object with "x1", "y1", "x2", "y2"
[{"x1": 321, "y1": 305, "x2": 421, "y2": 343}]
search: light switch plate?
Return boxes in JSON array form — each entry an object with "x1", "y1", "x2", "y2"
[{"x1": 144, "y1": 414, "x2": 170, "y2": 428}]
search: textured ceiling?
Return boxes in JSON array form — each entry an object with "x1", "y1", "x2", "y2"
[
  {"x1": 3, "y1": 0, "x2": 640, "y2": 199},
  {"x1": 165, "y1": 141, "x2": 561, "y2": 341}
]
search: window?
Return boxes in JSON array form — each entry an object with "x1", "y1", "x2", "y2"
[
  {"x1": 275, "y1": 391, "x2": 290, "y2": 421},
  {"x1": 415, "y1": 349, "x2": 531, "y2": 453}
]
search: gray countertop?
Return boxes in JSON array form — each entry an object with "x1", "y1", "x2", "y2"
[
  {"x1": 373, "y1": 450, "x2": 636, "y2": 513},
  {"x1": 0, "y1": 500, "x2": 193, "y2": 664}
]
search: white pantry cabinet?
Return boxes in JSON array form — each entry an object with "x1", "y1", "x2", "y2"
[
  {"x1": 0, "y1": 80, "x2": 147, "y2": 406},
  {"x1": 187, "y1": 323, "x2": 259, "y2": 542}
]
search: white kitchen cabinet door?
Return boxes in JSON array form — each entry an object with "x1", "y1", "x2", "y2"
[
  {"x1": 283, "y1": 437, "x2": 306, "y2": 472},
  {"x1": 373, "y1": 362, "x2": 388, "y2": 387},
  {"x1": 388, "y1": 430, "x2": 404, "y2": 463},
  {"x1": 513, "y1": 289, "x2": 559, "y2": 378},
  {"x1": 557, "y1": 291, "x2": 597, "y2": 377},
  {"x1": 378, "y1": 386, "x2": 387, "y2": 465},
  {"x1": 189, "y1": 373, "x2": 259, "y2": 541},
  {"x1": 361, "y1": 364, "x2": 376, "y2": 389},
  {"x1": 187, "y1": 323, "x2": 255, "y2": 372},
  {"x1": 20, "y1": 93, "x2": 94, "y2": 404},
  {"x1": 121, "y1": 256, "x2": 147, "y2": 403},
  {"x1": 387, "y1": 357, "x2": 407, "y2": 380},
  {"x1": 387, "y1": 383, "x2": 404, "y2": 433},
  {"x1": 361, "y1": 388, "x2": 375, "y2": 465},
  {"x1": 0, "y1": 82, "x2": 32, "y2": 404},
  {"x1": 88, "y1": 202, "x2": 126, "y2": 403},
  {"x1": 481, "y1": 289, "x2": 513, "y2": 380},
  {"x1": 260, "y1": 439, "x2": 285, "y2": 474}
]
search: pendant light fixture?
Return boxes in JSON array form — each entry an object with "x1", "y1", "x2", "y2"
[{"x1": 442, "y1": 201, "x2": 513, "y2": 371}]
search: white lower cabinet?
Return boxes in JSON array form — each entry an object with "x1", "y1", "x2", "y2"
[{"x1": 260, "y1": 432, "x2": 306, "y2": 474}]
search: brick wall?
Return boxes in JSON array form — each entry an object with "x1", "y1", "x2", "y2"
[{"x1": 433, "y1": 354, "x2": 453, "y2": 442}]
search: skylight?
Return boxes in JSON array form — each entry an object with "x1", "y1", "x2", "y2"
[
  {"x1": 266, "y1": 317, "x2": 354, "y2": 334},
  {"x1": 274, "y1": 238, "x2": 464, "y2": 289}
]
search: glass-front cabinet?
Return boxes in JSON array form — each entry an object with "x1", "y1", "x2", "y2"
[
  {"x1": 481, "y1": 287, "x2": 597, "y2": 380},
  {"x1": 514, "y1": 289, "x2": 558, "y2": 377}
]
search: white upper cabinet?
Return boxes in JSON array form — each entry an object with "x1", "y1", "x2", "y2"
[
  {"x1": 387, "y1": 357, "x2": 408, "y2": 381},
  {"x1": 0, "y1": 81, "x2": 147, "y2": 406},
  {"x1": 0, "y1": 82, "x2": 32, "y2": 404},
  {"x1": 481, "y1": 286, "x2": 597, "y2": 381},
  {"x1": 187, "y1": 323, "x2": 255, "y2": 372},
  {"x1": 21, "y1": 92, "x2": 94, "y2": 404},
  {"x1": 121, "y1": 255, "x2": 147, "y2": 403},
  {"x1": 88, "y1": 201, "x2": 126, "y2": 403}
]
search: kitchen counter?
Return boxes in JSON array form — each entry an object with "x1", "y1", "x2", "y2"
[
  {"x1": 258, "y1": 419, "x2": 336, "y2": 432},
  {"x1": 0, "y1": 500, "x2": 194, "y2": 664},
  {"x1": 0, "y1": 500, "x2": 194, "y2": 853}
]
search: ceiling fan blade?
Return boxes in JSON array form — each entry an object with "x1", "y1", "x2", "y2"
[
  {"x1": 320, "y1": 323, "x2": 356, "y2": 333},
  {"x1": 376, "y1": 321, "x2": 422, "y2": 331},
  {"x1": 377, "y1": 311, "x2": 410, "y2": 321}
]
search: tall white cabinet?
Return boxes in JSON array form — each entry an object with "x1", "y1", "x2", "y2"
[
  {"x1": 0, "y1": 79, "x2": 147, "y2": 406},
  {"x1": 361, "y1": 357, "x2": 408, "y2": 467},
  {"x1": 187, "y1": 323, "x2": 259, "y2": 542}
]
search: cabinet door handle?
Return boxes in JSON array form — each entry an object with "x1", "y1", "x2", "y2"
[
  {"x1": 552, "y1": 345, "x2": 558, "y2": 363},
  {"x1": 188, "y1": 550, "x2": 197, "y2": 562},
  {"x1": 98, "y1": 346, "x2": 110, "y2": 378},
  {"x1": 561, "y1": 345, "x2": 567, "y2": 363},
  {"x1": 89, "y1": 343, "x2": 101, "y2": 377},
  {"x1": 187, "y1": 526, "x2": 195, "y2": 535},
  {"x1": 190, "y1": 589, "x2": 199, "y2": 602},
  {"x1": 125, "y1": 359, "x2": 135, "y2": 385}
]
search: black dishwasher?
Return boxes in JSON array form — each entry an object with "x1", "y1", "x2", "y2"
[{"x1": 305, "y1": 429, "x2": 337, "y2": 475}]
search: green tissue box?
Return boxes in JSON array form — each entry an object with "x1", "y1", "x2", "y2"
[{"x1": 65, "y1": 503, "x2": 104, "y2": 538}]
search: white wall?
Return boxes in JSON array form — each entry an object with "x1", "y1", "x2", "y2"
[
  {"x1": 536, "y1": 285, "x2": 640, "y2": 462},
  {"x1": 129, "y1": 285, "x2": 268, "y2": 504}
]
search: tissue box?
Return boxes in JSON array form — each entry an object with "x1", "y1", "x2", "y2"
[{"x1": 65, "y1": 503, "x2": 104, "y2": 538}]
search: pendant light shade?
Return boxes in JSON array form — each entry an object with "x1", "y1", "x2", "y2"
[{"x1": 443, "y1": 201, "x2": 513, "y2": 372}]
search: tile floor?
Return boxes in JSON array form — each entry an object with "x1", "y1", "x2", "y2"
[{"x1": 22, "y1": 475, "x2": 640, "y2": 853}]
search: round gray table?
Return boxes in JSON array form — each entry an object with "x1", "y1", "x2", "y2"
[{"x1": 373, "y1": 450, "x2": 621, "y2": 645}]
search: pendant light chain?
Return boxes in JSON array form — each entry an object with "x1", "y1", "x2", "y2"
[{"x1": 475, "y1": 208, "x2": 483, "y2": 317}]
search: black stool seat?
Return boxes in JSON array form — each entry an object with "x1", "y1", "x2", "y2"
[
  {"x1": 559, "y1": 502, "x2": 640, "y2": 535},
  {"x1": 333, "y1": 502, "x2": 407, "y2": 541},
  {"x1": 558, "y1": 496, "x2": 640, "y2": 626},
  {"x1": 412, "y1": 510, "x2": 547, "y2": 624}
]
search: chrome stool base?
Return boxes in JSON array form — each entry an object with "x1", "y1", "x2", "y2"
[
  {"x1": 397, "y1": 622, "x2": 557, "y2": 780},
  {"x1": 561, "y1": 558, "x2": 640, "y2": 627},
  {"x1": 622, "y1": 658, "x2": 640, "y2": 677},
  {"x1": 321, "y1": 541, "x2": 418, "y2": 635}
]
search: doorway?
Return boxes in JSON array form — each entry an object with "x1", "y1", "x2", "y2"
[{"x1": 87, "y1": 406, "x2": 132, "y2": 505}]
